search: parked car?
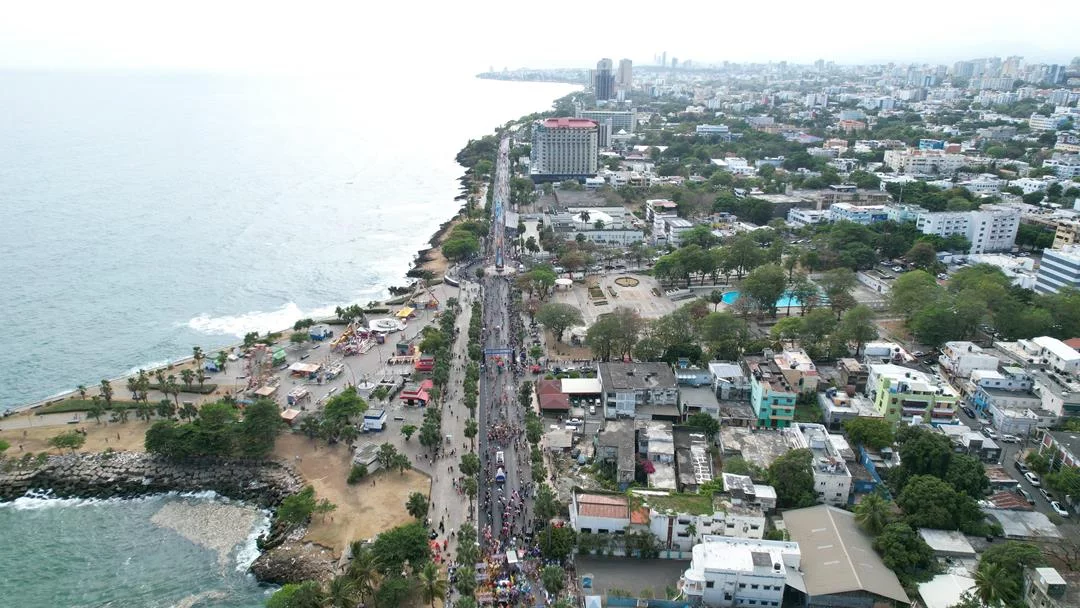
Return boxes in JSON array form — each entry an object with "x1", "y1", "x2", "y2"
[
  {"x1": 1015, "y1": 460, "x2": 1031, "y2": 474},
  {"x1": 589, "y1": 405, "x2": 596, "y2": 416},
  {"x1": 1025, "y1": 471, "x2": 1042, "y2": 487},
  {"x1": 1040, "y1": 488, "x2": 1054, "y2": 502},
  {"x1": 1001, "y1": 434, "x2": 1020, "y2": 444},
  {"x1": 962, "y1": 406, "x2": 977, "y2": 418},
  {"x1": 1016, "y1": 487, "x2": 1035, "y2": 504},
  {"x1": 1051, "y1": 501, "x2": 1070, "y2": 517},
  {"x1": 982, "y1": 427, "x2": 998, "y2": 439}
]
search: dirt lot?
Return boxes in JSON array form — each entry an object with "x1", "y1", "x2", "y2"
[
  {"x1": 0, "y1": 417, "x2": 152, "y2": 454},
  {"x1": 274, "y1": 433, "x2": 429, "y2": 555}
]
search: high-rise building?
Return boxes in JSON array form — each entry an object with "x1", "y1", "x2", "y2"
[
  {"x1": 661, "y1": 51, "x2": 667, "y2": 67},
  {"x1": 616, "y1": 58, "x2": 632, "y2": 91},
  {"x1": 529, "y1": 118, "x2": 598, "y2": 180},
  {"x1": 671, "y1": 57, "x2": 679, "y2": 69},
  {"x1": 594, "y1": 58, "x2": 615, "y2": 101},
  {"x1": 1035, "y1": 245, "x2": 1080, "y2": 294}
]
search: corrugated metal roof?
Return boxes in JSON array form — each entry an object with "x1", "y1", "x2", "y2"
[{"x1": 783, "y1": 505, "x2": 910, "y2": 604}]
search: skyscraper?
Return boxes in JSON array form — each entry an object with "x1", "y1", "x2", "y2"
[
  {"x1": 617, "y1": 58, "x2": 633, "y2": 91},
  {"x1": 594, "y1": 58, "x2": 615, "y2": 101}
]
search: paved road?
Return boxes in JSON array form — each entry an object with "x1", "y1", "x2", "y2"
[{"x1": 477, "y1": 136, "x2": 535, "y2": 549}]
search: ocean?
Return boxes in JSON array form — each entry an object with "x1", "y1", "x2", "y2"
[
  {"x1": 0, "y1": 69, "x2": 579, "y2": 410},
  {"x1": 0, "y1": 492, "x2": 272, "y2": 608}
]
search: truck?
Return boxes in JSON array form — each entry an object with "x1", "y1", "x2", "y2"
[{"x1": 495, "y1": 467, "x2": 506, "y2": 483}]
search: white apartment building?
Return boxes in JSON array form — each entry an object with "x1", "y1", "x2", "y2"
[
  {"x1": 661, "y1": 217, "x2": 695, "y2": 247},
  {"x1": 1029, "y1": 113, "x2": 1069, "y2": 131},
  {"x1": 962, "y1": 174, "x2": 1006, "y2": 195},
  {"x1": 530, "y1": 118, "x2": 599, "y2": 177},
  {"x1": 1043, "y1": 154, "x2": 1080, "y2": 179},
  {"x1": 913, "y1": 204, "x2": 1020, "y2": 254},
  {"x1": 681, "y1": 536, "x2": 801, "y2": 608},
  {"x1": 1010, "y1": 177, "x2": 1053, "y2": 195},
  {"x1": 1032, "y1": 336, "x2": 1080, "y2": 376},
  {"x1": 648, "y1": 498, "x2": 767, "y2": 556},
  {"x1": 1035, "y1": 245, "x2": 1080, "y2": 294},
  {"x1": 787, "y1": 423, "x2": 852, "y2": 506},
  {"x1": 883, "y1": 148, "x2": 970, "y2": 174},
  {"x1": 787, "y1": 207, "x2": 829, "y2": 228},
  {"x1": 828, "y1": 203, "x2": 888, "y2": 225},
  {"x1": 939, "y1": 341, "x2": 1000, "y2": 378}
]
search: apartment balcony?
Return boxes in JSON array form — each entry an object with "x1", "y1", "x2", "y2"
[{"x1": 681, "y1": 574, "x2": 705, "y2": 596}]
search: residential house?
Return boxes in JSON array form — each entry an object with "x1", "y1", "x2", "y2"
[
  {"x1": 938, "y1": 424, "x2": 1001, "y2": 463},
  {"x1": 866, "y1": 363, "x2": 959, "y2": 425},
  {"x1": 837, "y1": 358, "x2": 869, "y2": 393},
  {"x1": 680, "y1": 536, "x2": 801, "y2": 608},
  {"x1": 595, "y1": 419, "x2": 636, "y2": 487},
  {"x1": 645, "y1": 492, "x2": 768, "y2": 557},
  {"x1": 788, "y1": 423, "x2": 852, "y2": 506},
  {"x1": 599, "y1": 362, "x2": 680, "y2": 421},
  {"x1": 819, "y1": 388, "x2": 881, "y2": 430},
  {"x1": 1036, "y1": 429, "x2": 1080, "y2": 470},
  {"x1": 1032, "y1": 336, "x2": 1080, "y2": 376},
  {"x1": 569, "y1": 492, "x2": 632, "y2": 534},
  {"x1": 675, "y1": 426, "x2": 715, "y2": 493},
  {"x1": 722, "y1": 473, "x2": 777, "y2": 513},
  {"x1": 939, "y1": 341, "x2": 999, "y2": 378},
  {"x1": 1024, "y1": 567, "x2": 1080, "y2": 608},
  {"x1": 746, "y1": 357, "x2": 797, "y2": 428},
  {"x1": 772, "y1": 349, "x2": 820, "y2": 394}
]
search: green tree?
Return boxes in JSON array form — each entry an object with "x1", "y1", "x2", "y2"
[
  {"x1": 843, "y1": 417, "x2": 895, "y2": 450},
  {"x1": 374, "y1": 577, "x2": 412, "y2": 608},
  {"x1": 48, "y1": 430, "x2": 86, "y2": 453},
  {"x1": 1025, "y1": 451, "x2": 1051, "y2": 474},
  {"x1": 975, "y1": 541, "x2": 1045, "y2": 607},
  {"x1": 873, "y1": 523, "x2": 934, "y2": 584},
  {"x1": 1046, "y1": 465, "x2": 1080, "y2": 500},
  {"x1": 406, "y1": 491, "x2": 428, "y2": 519},
  {"x1": 87, "y1": 396, "x2": 107, "y2": 424},
  {"x1": 290, "y1": 331, "x2": 309, "y2": 346},
  {"x1": 541, "y1": 565, "x2": 566, "y2": 596},
  {"x1": 973, "y1": 561, "x2": 1018, "y2": 608},
  {"x1": 460, "y1": 452, "x2": 481, "y2": 477},
  {"x1": 370, "y1": 521, "x2": 431, "y2": 574},
  {"x1": 788, "y1": 272, "x2": 819, "y2": 316},
  {"x1": 897, "y1": 475, "x2": 981, "y2": 531},
  {"x1": 277, "y1": 486, "x2": 318, "y2": 528},
  {"x1": 377, "y1": 442, "x2": 399, "y2": 471},
  {"x1": 266, "y1": 581, "x2": 327, "y2": 608},
  {"x1": 890, "y1": 270, "x2": 943, "y2": 320},
  {"x1": 238, "y1": 398, "x2": 284, "y2": 457},
  {"x1": 898, "y1": 427, "x2": 954, "y2": 481},
  {"x1": 534, "y1": 483, "x2": 560, "y2": 525},
  {"x1": 742, "y1": 264, "x2": 787, "y2": 318},
  {"x1": 721, "y1": 456, "x2": 765, "y2": 480},
  {"x1": 345, "y1": 544, "x2": 380, "y2": 602},
  {"x1": 326, "y1": 576, "x2": 358, "y2": 608},
  {"x1": 391, "y1": 453, "x2": 412, "y2": 474},
  {"x1": 464, "y1": 418, "x2": 478, "y2": 445},
  {"x1": 686, "y1": 412, "x2": 721, "y2": 443},
  {"x1": 538, "y1": 524, "x2": 577, "y2": 560},
  {"x1": 768, "y1": 448, "x2": 816, "y2": 508},
  {"x1": 100, "y1": 379, "x2": 114, "y2": 409},
  {"x1": 854, "y1": 492, "x2": 892, "y2": 536},
  {"x1": 838, "y1": 305, "x2": 878, "y2": 356},
  {"x1": 180, "y1": 368, "x2": 195, "y2": 389},
  {"x1": 945, "y1": 454, "x2": 990, "y2": 500},
  {"x1": 906, "y1": 241, "x2": 938, "y2": 269},
  {"x1": 586, "y1": 308, "x2": 644, "y2": 361},
  {"x1": 535, "y1": 303, "x2": 584, "y2": 343},
  {"x1": 315, "y1": 498, "x2": 337, "y2": 522},
  {"x1": 401, "y1": 424, "x2": 418, "y2": 441},
  {"x1": 419, "y1": 562, "x2": 448, "y2": 608},
  {"x1": 324, "y1": 387, "x2": 367, "y2": 424}
]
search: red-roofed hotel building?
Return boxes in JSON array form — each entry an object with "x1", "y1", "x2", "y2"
[{"x1": 530, "y1": 117, "x2": 598, "y2": 182}]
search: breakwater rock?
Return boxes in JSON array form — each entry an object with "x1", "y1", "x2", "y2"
[
  {"x1": 250, "y1": 540, "x2": 338, "y2": 585},
  {"x1": 0, "y1": 451, "x2": 333, "y2": 584},
  {"x1": 0, "y1": 451, "x2": 303, "y2": 505}
]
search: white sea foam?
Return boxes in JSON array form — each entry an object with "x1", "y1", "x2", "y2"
[
  {"x1": 124, "y1": 359, "x2": 174, "y2": 376},
  {"x1": 185, "y1": 302, "x2": 339, "y2": 337},
  {"x1": 0, "y1": 490, "x2": 221, "y2": 511},
  {"x1": 235, "y1": 510, "x2": 272, "y2": 572},
  {"x1": 151, "y1": 499, "x2": 262, "y2": 568}
]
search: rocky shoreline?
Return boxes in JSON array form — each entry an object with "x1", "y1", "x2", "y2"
[{"x1": 0, "y1": 451, "x2": 335, "y2": 584}]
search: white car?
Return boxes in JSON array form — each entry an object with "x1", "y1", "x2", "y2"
[
  {"x1": 1051, "y1": 501, "x2": 1070, "y2": 517},
  {"x1": 1001, "y1": 434, "x2": 1019, "y2": 444},
  {"x1": 1025, "y1": 472, "x2": 1042, "y2": 487}
]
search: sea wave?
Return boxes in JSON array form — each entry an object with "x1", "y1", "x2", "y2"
[
  {"x1": 236, "y1": 510, "x2": 272, "y2": 572},
  {"x1": 185, "y1": 302, "x2": 338, "y2": 337},
  {"x1": 124, "y1": 359, "x2": 174, "y2": 376},
  {"x1": 0, "y1": 489, "x2": 223, "y2": 510}
]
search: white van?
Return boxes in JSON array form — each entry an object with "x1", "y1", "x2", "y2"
[{"x1": 496, "y1": 451, "x2": 505, "y2": 465}]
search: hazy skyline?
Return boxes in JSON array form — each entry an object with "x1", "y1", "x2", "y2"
[{"x1": 1, "y1": 0, "x2": 1077, "y2": 73}]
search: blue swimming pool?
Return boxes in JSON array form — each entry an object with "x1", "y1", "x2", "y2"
[{"x1": 722, "y1": 290, "x2": 801, "y2": 308}]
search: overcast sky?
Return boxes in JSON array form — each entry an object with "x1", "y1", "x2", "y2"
[{"x1": 1, "y1": 0, "x2": 1076, "y2": 73}]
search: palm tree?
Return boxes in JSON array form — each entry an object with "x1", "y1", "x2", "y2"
[
  {"x1": 154, "y1": 369, "x2": 167, "y2": 391},
  {"x1": 854, "y1": 492, "x2": 891, "y2": 536},
  {"x1": 76, "y1": 384, "x2": 87, "y2": 400},
  {"x1": 156, "y1": 399, "x2": 176, "y2": 419},
  {"x1": 195, "y1": 368, "x2": 208, "y2": 390},
  {"x1": 179, "y1": 402, "x2": 198, "y2": 421},
  {"x1": 111, "y1": 401, "x2": 129, "y2": 423},
  {"x1": 419, "y1": 562, "x2": 447, "y2": 608},
  {"x1": 707, "y1": 289, "x2": 725, "y2": 311},
  {"x1": 180, "y1": 368, "x2": 195, "y2": 389},
  {"x1": 973, "y1": 561, "x2": 1017, "y2": 607},
  {"x1": 392, "y1": 453, "x2": 412, "y2": 475},
  {"x1": 165, "y1": 376, "x2": 181, "y2": 407},
  {"x1": 406, "y1": 492, "x2": 429, "y2": 519},
  {"x1": 326, "y1": 576, "x2": 358, "y2": 608},
  {"x1": 87, "y1": 396, "x2": 106, "y2": 424},
  {"x1": 126, "y1": 376, "x2": 140, "y2": 402},
  {"x1": 464, "y1": 418, "x2": 478, "y2": 447},
  {"x1": 192, "y1": 346, "x2": 204, "y2": 370},
  {"x1": 346, "y1": 544, "x2": 380, "y2": 603},
  {"x1": 685, "y1": 522, "x2": 698, "y2": 549},
  {"x1": 136, "y1": 401, "x2": 154, "y2": 422},
  {"x1": 215, "y1": 351, "x2": 229, "y2": 373},
  {"x1": 100, "y1": 379, "x2": 114, "y2": 408},
  {"x1": 578, "y1": 210, "x2": 591, "y2": 224}
]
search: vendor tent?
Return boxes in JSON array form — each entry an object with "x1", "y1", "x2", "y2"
[
  {"x1": 253, "y1": 385, "x2": 278, "y2": 397},
  {"x1": 280, "y1": 409, "x2": 301, "y2": 425},
  {"x1": 395, "y1": 307, "x2": 415, "y2": 319},
  {"x1": 288, "y1": 362, "x2": 322, "y2": 375},
  {"x1": 271, "y1": 347, "x2": 287, "y2": 365}
]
